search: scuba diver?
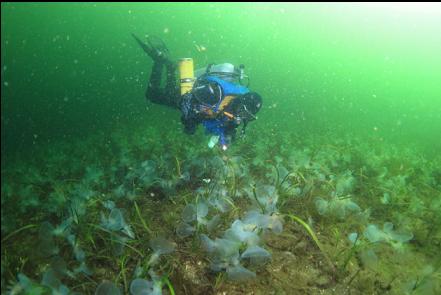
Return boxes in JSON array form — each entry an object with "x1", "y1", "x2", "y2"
[{"x1": 132, "y1": 34, "x2": 262, "y2": 150}]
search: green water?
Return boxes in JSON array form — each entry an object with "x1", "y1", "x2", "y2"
[
  {"x1": 1, "y1": 3, "x2": 440, "y2": 294},
  {"x1": 2, "y1": 3, "x2": 441, "y2": 158}
]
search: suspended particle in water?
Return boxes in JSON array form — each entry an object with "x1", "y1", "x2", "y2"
[
  {"x1": 63, "y1": 96, "x2": 69, "y2": 102},
  {"x1": 373, "y1": 126, "x2": 378, "y2": 131},
  {"x1": 4, "y1": 81, "x2": 9, "y2": 87},
  {"x1": 164, "y1": 28, "x2": 169, "y2": 34},
  {"x1": 66, "y1": 35, "x2": 70, "y2": 41},
  {"x1": 372, "y1": 94, "x2": 377, "y2": 98},
  {"x1": 74, "y1": 59, "x2": 78, "y2": 64}
]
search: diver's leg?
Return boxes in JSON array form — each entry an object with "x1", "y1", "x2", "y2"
[
  {"x1": 164, "y1": 62, "x2": 180, "y2": 108},
  {"x1": 145, "y1": 61, "x2": 180, "y2": 109},
  {"x1": 145, "y1": 61, "x2": 166, "y2": 104},
  {"x1": 149, "y1": 50, "x2": 175, "y2": 99},
  {"x1": 134, "y1": 33, "x2": 179, "y2": 108}
]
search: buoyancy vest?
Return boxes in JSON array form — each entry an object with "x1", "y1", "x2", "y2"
[{"x1": 195, "y1": 75, "x2": 250, "y2": 119}]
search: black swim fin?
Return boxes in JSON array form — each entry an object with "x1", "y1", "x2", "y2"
[
  {"x1": 132, "y1": 33, "x2": 154, "y2": 57},
  {"x1": 132, "y1": 33, "x2": 170, "y2": 63}
]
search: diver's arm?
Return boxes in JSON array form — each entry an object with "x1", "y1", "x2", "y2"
[
  {"x1": 182, "y1": 117, "x2": 198, "y2": 134},
  {"x1": 215, "y1": 122, "x2": 235, "y2": 150},
  {"x1": 180, "y1": 93, "x2": 200, "y2": 134},
  {"x1": 224, "y1": 123, "x2": 238, "y2": 143}
]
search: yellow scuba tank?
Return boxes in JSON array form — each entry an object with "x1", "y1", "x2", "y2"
[{"x1": 178, "y1": 58, "x2": 195, "y2": 95}]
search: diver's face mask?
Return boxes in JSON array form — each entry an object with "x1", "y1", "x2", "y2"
[
  {"x1": 235, "y1": 92, "x2": 262, "y2": 124},
  {"x1": 236, "y1": 105, "x2": 257, "y2": 124}
]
